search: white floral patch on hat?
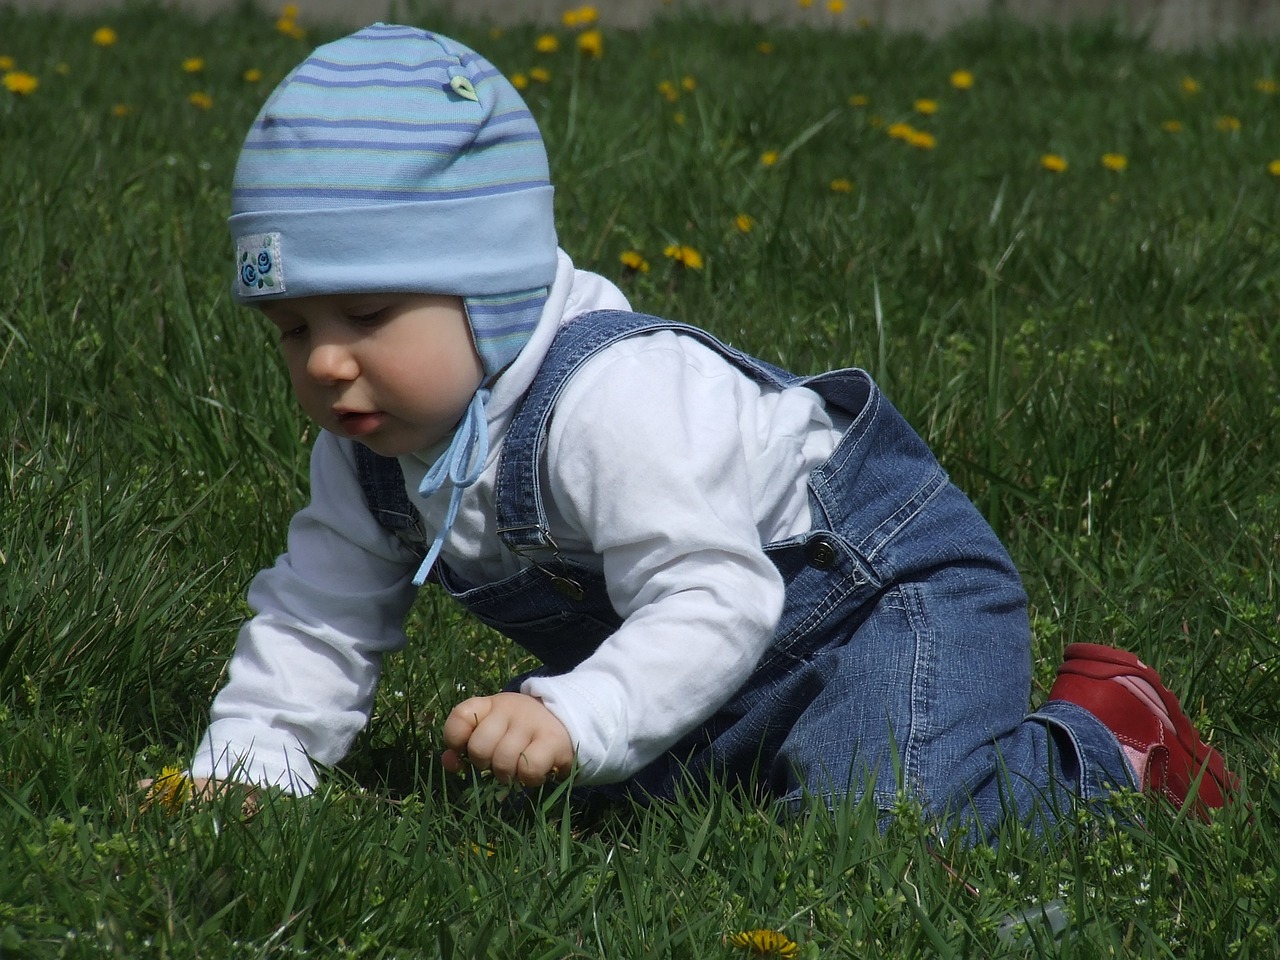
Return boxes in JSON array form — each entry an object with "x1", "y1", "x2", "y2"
[{"x1": 236, "y1": 232, "x2": 285, "y2": 296}]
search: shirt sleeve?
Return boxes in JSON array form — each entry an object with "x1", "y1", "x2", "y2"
[
  {"x1": 190, "y1": 432, "x2": 419, "y2": 793},
  {"x1": 521, "y1": 334, "x2": 787, "y2": 783}
]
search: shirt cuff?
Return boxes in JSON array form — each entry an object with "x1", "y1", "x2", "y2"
[{"x1": 190, "y1": 718, "x2": 319, "y2": 795}]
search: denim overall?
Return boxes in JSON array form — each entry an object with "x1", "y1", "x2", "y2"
[{"x1": 357, "y1": 310, "x2": 1130, "y2": 836}]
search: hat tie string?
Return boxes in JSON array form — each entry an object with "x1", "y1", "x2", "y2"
[{"x1": 411, "y1": 387, "x2": 490, "y2": 586}]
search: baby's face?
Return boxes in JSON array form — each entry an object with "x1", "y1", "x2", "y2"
[{"x1": 261, "y1": 293, "x2": 483, "y2": 457}]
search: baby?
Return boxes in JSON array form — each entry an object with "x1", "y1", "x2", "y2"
[{"x1": 189, "y1": 23, "x2": 1234, "y2": 835}]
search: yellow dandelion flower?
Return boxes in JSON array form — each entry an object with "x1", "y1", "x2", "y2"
[
  {"x1": 280, "y1": 3, "x2": 300, "y2": 17},
  {"x1": 727, "y1": 929, "x2": 799, "y2": 957},
  {"x1": 734, "y1": 212, "x2": 755, "y2": 233},
  {"x1": 663, "y1": 244, "x2": 704, "y2": 269},
  {"x1": 3, "y1": 70, "x2": 38, "y2": 95},
  {"x1": 276, "y1": 17, "x2": 306, "y2": 40},
  {"x1": 1215, "y1": 115, "x2": 1241, "y2": 132},
  {"x1": 827, "y1": 0, "x2": 846, "y2": 13},
  {"x1": 188, "y1": 90, "x2": 213, "y2": 109},
  {"x1": 847, "y1": 94, "x2": 868, "y2": 107},
  {"x1": 1101, "y1": 152, "x2": 1127, "y2": 171},
  {"x1": 756, "y1": 41, "x2": 775, "y2": 54},
  {"x1": 1254, "y1": 78, "x2": 1278, "y2": 94},
  {"x1": 577, "y1": 30, "x2": 603, "y2": 58},
  {"x1": 92, "y1": 26, "x2": 118, "y2": 47},
  {"x1": 672, "y1": 111, "x2": 686, "y2": 125},
  {"x1": 1160, "y1": 119, "x2": 1182, "y2": 132},
  {"x1": 681, "y1": 75, "x2": 696, "y2": 92},
  {"x1": 142, "y1": 766, "x2": 195, "y2": 814},
  {"x1": 949, "y1": 69, "x2": 974, "y2": 90},
  {"x1": 243, "y1": 67, "x2": 263, "y2": 83},
  {"x1": 511, "y1": 72, "x2": 529, "y2": 90},
  {"x1": 535, "y1": 33, "x2": 559, "y2": 53},
  {"x1": 111, "y1": 103, "x2": 132, "y2": 116},
  {"x1": 658, "y1": 79, "x2": 679, "y2": 102},
  {"x1": 907, "y1": 129, "x2": 936, "y2": 149},
  {"x1": 1040, "y1": 153, "x2": 1068, "y2": 173},
  {"x1": 1268, "y1": 159, "x2": 1280, "y2": 177},
  {"x1": 913, "y1": 98, "x2": 938, "y2": 115},
  {"x1": 886, "y1": 121, "x2": 915, "y2": 140},
  {"x1": 530, "y1": 66, "x2": 551, "y2": 83},
  {"x1": 797, "y1": 0, "x2": 813, "y2": 8},
  {"x1": 182, "y1": 56, "x2": 204, "y2": 73},
  {"x1": 562, "y1": 5, "x2": 599, "y2": 28},
  {"x1": 760, "y1": 150, "x2": 780, "y2": 167},
  {"x1": 0, "y1": 56, "x2": 15, "y2": 71},
  {"x1": 829, "y1": 178, "x2": 854, "y2": 192},
  {"x1": 1179, "y1": 75, "x2": 1200, "y2": 94},
  {"x1": 620, "y1": 249, "x2": 650, "y2": 272}
]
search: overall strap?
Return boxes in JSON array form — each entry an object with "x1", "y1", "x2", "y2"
[
  {"x1": 352, "y1": 441, "x2": 428, "y2": 558},
  {"x1": 492, "y1": 309, "x2": 809, "y2": 559}
]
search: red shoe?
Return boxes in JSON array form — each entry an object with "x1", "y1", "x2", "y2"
[{"x1": 1048, "y1": 643, "x2": 1237, "y2": 819}]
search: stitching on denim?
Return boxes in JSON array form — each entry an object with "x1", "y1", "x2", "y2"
[{"x1": 897, "y1": 582, "x2": 931, "y2": 802}]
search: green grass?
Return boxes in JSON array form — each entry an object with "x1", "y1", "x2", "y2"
[{"x1": 2, "y1": 3, "x2": 1279, "y2": 957}]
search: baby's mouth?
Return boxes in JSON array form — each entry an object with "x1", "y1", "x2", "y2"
[{"x1": 335, "y1": 410, "x2": 387, "y2": 437}]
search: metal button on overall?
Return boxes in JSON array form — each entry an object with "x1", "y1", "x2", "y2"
[{"x1": 805, "y1": 536, "x2": 838, "y2": 570}]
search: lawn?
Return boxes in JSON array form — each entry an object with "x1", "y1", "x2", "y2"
[{"x1": 2, "y1": 3, "x2": 1278, "y2": 957}]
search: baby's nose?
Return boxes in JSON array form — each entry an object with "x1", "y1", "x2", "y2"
[{"x1": 306, "y1": 341, "x2": 358, "y2": 383}]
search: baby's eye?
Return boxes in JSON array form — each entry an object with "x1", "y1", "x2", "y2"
[
  {"x1": 278, "y1": 324, "x2": 307, "y2": 341},
  {"x1": 348, "y1": 309, "x2": 387, "y2": 326}
]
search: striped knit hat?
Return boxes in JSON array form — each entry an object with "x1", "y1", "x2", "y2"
[{"x1": 228, "y1": 23, "x2": 558, "y2": 377}]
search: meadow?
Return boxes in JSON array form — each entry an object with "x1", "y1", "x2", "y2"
[{"x1": 1, "y1": 1, "x2": 1278, "y2": 956}]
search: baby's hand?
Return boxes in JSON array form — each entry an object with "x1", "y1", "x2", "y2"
[
  {"x1": 136, "y1": 773, "x2": 259, "y2": 816},
  {"x1": 441, "y1": 692, "x2": 574, "y2": 788}
]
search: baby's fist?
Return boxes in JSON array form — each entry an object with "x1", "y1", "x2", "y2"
[{"x1": 441, "y1": 692, "x2": 574, "y2": 787}]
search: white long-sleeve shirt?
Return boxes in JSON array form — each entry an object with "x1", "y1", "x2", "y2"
[{"x1": 192, "y1": 250, "x2": 843, "y2": 791}]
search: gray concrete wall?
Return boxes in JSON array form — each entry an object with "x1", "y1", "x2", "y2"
[{"x1": 8, "y1": 0, "x2": 1280, "y2": 49}]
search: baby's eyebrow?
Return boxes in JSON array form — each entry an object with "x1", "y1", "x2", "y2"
[
  {"x1": 261, "y1": 307, "x2": 299, "y2": 325},
  {"x1": 342, "y1": 296, "x2": 395, "y2": 312}
]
